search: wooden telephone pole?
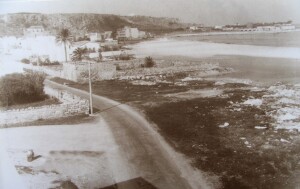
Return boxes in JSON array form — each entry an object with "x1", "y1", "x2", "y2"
[{"x1": 88, "y1": 61, "x2": 93, "y2": 115}]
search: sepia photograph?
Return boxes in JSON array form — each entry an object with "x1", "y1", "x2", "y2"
[{"x1": 0, "y1": 0, "x2": 300, "y2": 188}]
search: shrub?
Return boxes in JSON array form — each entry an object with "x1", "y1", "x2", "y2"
[
  {"x1": 103, "y1": 45, "x2": 112, "y2": 52},
  {"x1": 21, "y1": 58, "x2": 30, "y2": 64},
  {"x1": 144, "y1": 56, "x2": 155, "y2": 68},
  {"x1": 39, "y1": 58, "x2": 51, "y2": 66},
  {"x1": 116, "y1": 64, "x2": 121, "y2": 70},
  {"x1": 0, "y1": 72, "x2": 46, "y2": 106},
  {"x1": 119, "y1": 54, "x2": 131, "y2": 60},
  {"x1": 40, "y1": 59, "x2": 60, "y2": 66},
  {"x1": 51, "y1": 61, "x2": 60, "y2": 65},
  {"x1": 112, "y1": 46, "x2": 119, "y2": 51}
]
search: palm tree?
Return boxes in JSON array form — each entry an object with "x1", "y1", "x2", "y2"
[
  {"x1": 72, "y1": 47, "x2": 88, "y2": 62},
  {"x1": 144, "y1": 56, "x2": 155, "y2": 68},
  {"x1": 56, "y1": 28, "x2": 73, "y2": 62},
  {"x1": 98, "y1": 48, "x2": 102, "y2": 62}
]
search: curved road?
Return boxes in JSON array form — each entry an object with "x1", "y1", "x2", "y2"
[{"x1": 45, "y1": 80, "x2": 210, "y2": 189}]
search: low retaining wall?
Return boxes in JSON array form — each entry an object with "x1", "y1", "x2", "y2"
[
  {"x1": 0, "y1": 87, "x2": 89, "y2": 126},
  {"x1": 116, "y1": 62, "x2": 219, "y2": 79},
  {"x1": 23, "y1": 64, "x2": 62, "y2": 77},
  {"x1": 62, "y1": 62, "x2": 116, "y2": 82}
]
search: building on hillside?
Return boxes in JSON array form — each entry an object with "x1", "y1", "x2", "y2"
[
  {"x1": 62, "y1": 62, "x2": 116, "y2": 82},
  {"x1": 117, "y1": 26, "x2": 141, "y2": 40},
  {"x1": 103, "y1": 38, "x2": 118, "y2": 46},
  {"x1": 23, "y1": 26, "x2": 48, "y2": 38},
  {"x1": 139, "y1": 31, "x2": 146, "y2": 39},
  {"x1": 89, "y1": 33, "x2": 102, "y2": 42},
  {"x1": 88, "y1": 31, "x2": 113, "y2": 42},
  {"x1": 103, "y1": 31, "x2": 112, "y2": 39}
]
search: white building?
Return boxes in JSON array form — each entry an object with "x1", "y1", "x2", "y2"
[
  {"x1": 189, "y1": 26, "x2": 198, "y2": 31},
  {"x1": 256, "y1": 26, "x2": 280, "y2": 32},
  {"x1": 23, "y1": 26, "x2": 48, "y2": 38},
  {"x1": 139, "y1": 31, "x2": 146, "y2": 38},
  {"x1": 89, "y1": 33, "x2": 102, "y2": 42},
  {"x1": 117, "y1": 26, "x2": 140, "y2": 40},
  {"x1": 214, "y1": 25, "x2": 223, "y2": 30},
  {"x1": 280, "y1": 24, "x2": 296, "y2": 31},
  {"x1": 103, "y1": 31, "x2": 112, "y2": 39},
  {"x1": 222, "y1": 27, "x2": 234, "y2": 31},
  {"x1": 103, "y1": 38, "x2": 118, "y2": 46}
]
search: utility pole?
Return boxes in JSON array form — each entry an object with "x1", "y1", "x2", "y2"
[{"x1": 88, "y1": 61, "x2": 93, "y2": 115}]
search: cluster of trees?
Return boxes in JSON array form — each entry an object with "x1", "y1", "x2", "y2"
[
  {"x1": 0, "y1": 72, "x2": 46, "y2": 107},
  {"x1": 56, "y1": 28, "x2": 152, "y2": 64},
  {"x1": 71, "y1": 47, "x2": 88, "y2": 62}
]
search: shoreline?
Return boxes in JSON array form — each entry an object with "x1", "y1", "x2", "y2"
[{"x1": 171, "y1": 29, "x2": 300, "y2": 37}]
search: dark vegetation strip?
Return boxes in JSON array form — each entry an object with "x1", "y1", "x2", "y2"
[{"x1": 50, "y1": 77, "x2": 300, "y2": 189}]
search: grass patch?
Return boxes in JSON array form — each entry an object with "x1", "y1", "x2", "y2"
[
  {"x1": 0, "y1": 97, "x2": 60, "y2": 111},
  {"x1": 0, "y1": 114, "x2": 94, "y2": 129},
  {"x1": 50, "y1": 77, "x2": 300, "y2": 189},
  {"x1": 145, "y1": 89, "x2": 300, "y2": 189}
]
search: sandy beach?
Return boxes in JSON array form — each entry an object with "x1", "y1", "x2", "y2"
[{"x1": 131, "y1": 38, "x2": 300, "y2": 59}]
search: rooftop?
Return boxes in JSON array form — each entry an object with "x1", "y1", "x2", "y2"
[{"x1": 28, "y1": 25, "x2": 44, "y2": 29}]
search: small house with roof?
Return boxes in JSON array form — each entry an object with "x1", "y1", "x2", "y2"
[{"x1": 23, "y1": 26, "x2": 48, "y2": 38}]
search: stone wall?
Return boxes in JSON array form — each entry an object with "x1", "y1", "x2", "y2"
[
  {"x1": 23, "y1": 64, "x2": 62, "y2": 77},
  {"x1": 62, "y1": 62, "x2": 116, "y2": 82},
  {"x1": 0, "y1": 87, "x2": 89, "y2": 126},
  {"x1": 115, "y1": 60, "x2": 220, "y2": 79}
]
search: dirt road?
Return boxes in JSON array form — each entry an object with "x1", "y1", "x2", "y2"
[{"x1": 45, "y1": 80, "x2": 211, "y2": 189}]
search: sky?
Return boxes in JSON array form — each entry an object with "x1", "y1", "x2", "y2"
[{"x1": 0, "y1": 0, "x2": 299, "y2": 25}]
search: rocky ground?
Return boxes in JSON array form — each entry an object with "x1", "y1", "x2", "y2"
[{"x1": 51, "y1": 61, "x2": 300, "y2": 189}]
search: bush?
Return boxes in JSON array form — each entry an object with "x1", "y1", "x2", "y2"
[
  {"x1": 144, "y1": 56, "x2": 155, "y2": 68},
  {"x1": 21, "y1": 58, "x2": 30, "y2": 64},
  {"x1": 119, "y1": 54, "x2": 131, "y2": 60},
  {"x1": 116, "y1": 64, "x2": 121, "y2": 70},
  {"x1": 112, "y1": 46, "x2": 120, "y2": 51},
  {"x1": 40, "y1": 59, "x2": 60, "y2": 66},
  {"x1": 39, "y1": 58, "x2": 51, "y2": 65},
  {"x1": 51, "y1": 61, "x2": 60, "y2": 65},
  {"x1": 0, "y1": 72, "x2": 46, "y2": 106}
]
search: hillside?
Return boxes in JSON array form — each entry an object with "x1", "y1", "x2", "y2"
[{"x1": 0, "y1": 13, "x2": 188, "y2": 37}]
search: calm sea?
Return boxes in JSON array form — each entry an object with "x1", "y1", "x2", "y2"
[
  {"x1": 132, "y1": 31, "x2": 300, "y2": 84},
  {"x1": 174, "y1": 31, "x2": 300, "y2": 47}
]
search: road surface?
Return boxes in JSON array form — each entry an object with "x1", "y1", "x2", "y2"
[{"x1": 45, "y1": 80, "x2": 211, "y2": 189}]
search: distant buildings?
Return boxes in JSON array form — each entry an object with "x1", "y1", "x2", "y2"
[
  {"x1": 103, "y1": 31, "x2": 112, "y2": 39},
  {"x1": 189, "y1": 24, "x2": 205, "y2": 31},
  {"x1": 214, "y1": 26, "x2": 223, "y2": 30},
  {"x1": 102, "y1": 38, "x2": 118, "y2": 47},
  {"x1": 117, "y1": 26, "x2": 147, "y2": 40},
  {"x1": 187, "y1": 22, "x2": 297, "y2": 33},
  {"x1": 23, "y1": 26, "x2": 48, "y2": 38},
  {"x1": 188, "y1": 25, "x2": 210, "y2": 32},
  {"x1": 88, "y1": 31, "x2": 113, "y2": 42},
  {"x1": 278, "y1": 24, "x2": 296, "y2": 30},
  {"x1": 221, "y1": 23, "x2": 296, "y2": 33},
  {"x1": 89, "y1": 33, "x2": 102, "y2": 42}
]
